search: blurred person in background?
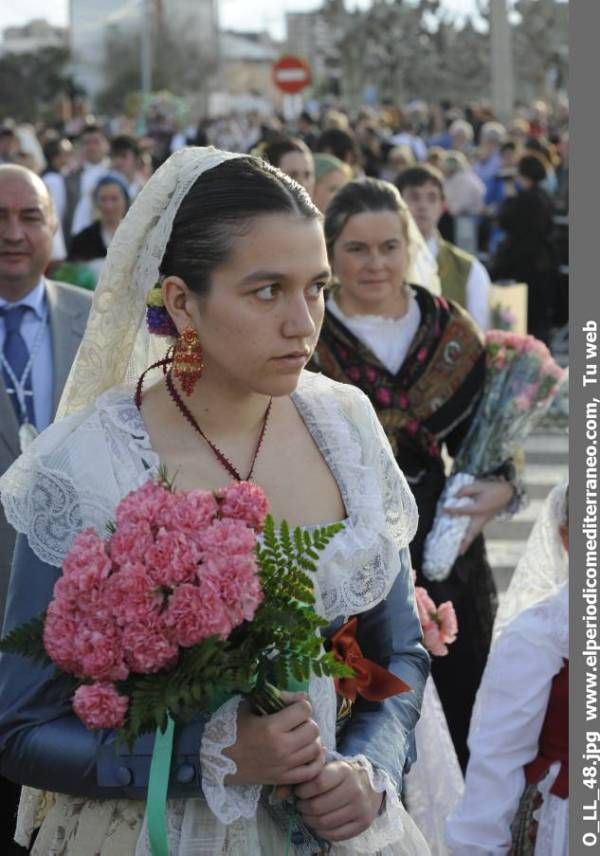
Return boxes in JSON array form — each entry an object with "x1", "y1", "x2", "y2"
[
  {"x1": 389, "y1": 110, "x2": 428, "y2": 161},
  {"x1": 312, "y1": 153, "x2": 351, "y2": 212},
  {"x1": 380, "y1": 144, "x2": 416, "y2": 183},
  {"x1": 321, "y1": 108, "x2": 351, "y2": 131},
  {"x1": 260, "y1": 137, "x2": 315, "y2": 196},
  {"x1": 507, "y1": 116, "x2": 531, "y2": 148},
  {"x1": 426, "y1": 146, "x2": 446, "y2": 170},
  {"x1": 317, "y1": 127, "x2": 361, "y2": 174},
  {"x1": 0, "y1": 126, "x2": 18, "y2": 165},
  {"x1": 295, "y1": 110, "x2": 319, "y2": 150},
  {"x1": 528, "y1": 99, "x2": 550, "y2": 140},
  {"x1": 42, "y1": 137, "x2": 74, "y2": 264},
  {"x1": 448, "y1": 119, "x2": 476, "y2": 159},
  {"x1": 13, "y1": 126, "x2": 45, "y2": 176},
  {"x1": 554, "y1": 132, "x2": 569, "y2": 215},
  {"x1": 397, "y1": 165, "x2": 490, "y2": 330},
  {"x1": 491, "y1": 154, "x2": 558, "y2": 343},
  {"x1": 110, "y1": 134, "x2": 143, "y2": 199},
  {"x1": 484, "y1": 141, "x2": 520, "y2": 213},
  {"x1": 64, "y1": 124, "x2": 110, "y2": 247},
  {"x1": 473, "y1": 122, "x2": 506, "y2": 188},
  {"x1": 68, "y1": 175, "x2": 130, "y2": 282},
  {"x1": 442, "y1": 151, "x2": 486, "y2": 218},
  {"x1": 524, "y1": 137, "x2": 559, "y2": 196}
]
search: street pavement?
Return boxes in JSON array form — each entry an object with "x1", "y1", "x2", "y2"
[{"x1": 486, "y1": 430, "x2": 569, "y2": 599}]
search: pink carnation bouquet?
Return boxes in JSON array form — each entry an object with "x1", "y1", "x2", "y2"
[
  {"x1": 1, "y1": 471, "x2": 348, "y2": 741},
  {"x1": 423, "y1": 331, "x2": 566, "y2": 582},
  {"x1": 1, "y1": 472, "x2": 350, "y2": 853}
]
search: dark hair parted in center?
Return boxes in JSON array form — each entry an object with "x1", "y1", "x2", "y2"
[
  {"x1": 324, "y1": 177, "x2": 410, "y2": 257},
  {"x1": 159, "y1": 156, "x2": 320, "y2": 298}
]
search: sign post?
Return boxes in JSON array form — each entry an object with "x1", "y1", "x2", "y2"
[{"x1": 272, "y1": 55, "x2": 311, "y2": 121}]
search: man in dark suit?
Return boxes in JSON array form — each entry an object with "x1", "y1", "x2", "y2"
[{"x1": 0, "y1": 164, "x2": 92, "y2": 853}]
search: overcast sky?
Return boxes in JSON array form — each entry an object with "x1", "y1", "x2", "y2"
[{"x1": 1, "y1": 0, "x2": 489, "y2": 41}]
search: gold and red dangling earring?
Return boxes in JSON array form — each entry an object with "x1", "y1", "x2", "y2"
[{"x1": 172, "y1": 327, "x2": 204, "y2": 395}]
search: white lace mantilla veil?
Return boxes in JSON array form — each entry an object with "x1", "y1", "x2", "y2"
[
  {"x1": 56, "y1": 146, "x2": 243, "y2": 418},
  {"x1": 493, "y1": 481, "x2": 569, "y2": 642}
]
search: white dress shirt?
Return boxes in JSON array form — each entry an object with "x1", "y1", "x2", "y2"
[
  {"x1": 0, "y1": 279, "x2": 54, "y2": 430},
  {"x1": 428, "y1": 235, "x2": 491, "y2": 330}
]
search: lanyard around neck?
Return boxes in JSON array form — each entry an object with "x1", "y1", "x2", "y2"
[{"x1": 1, "y1": 302, "x2": 49, "y2": 425}]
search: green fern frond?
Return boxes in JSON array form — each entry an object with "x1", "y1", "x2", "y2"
[{"x1": 0, "y1": 613, "x2": 49, "y2": 666}]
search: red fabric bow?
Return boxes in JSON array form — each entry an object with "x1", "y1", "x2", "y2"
[{"x1": 330, "y1": 617, "x2": 411, "y2": 702}]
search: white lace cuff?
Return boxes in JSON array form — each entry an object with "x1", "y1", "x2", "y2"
[
  {"x1": 327, "y1": 751, "x2": 418, "y2": 853},
  {"x1": 199, "y1": 695, "x2": 262, "y2": 825}
]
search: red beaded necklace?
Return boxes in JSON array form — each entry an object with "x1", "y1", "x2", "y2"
[{"x1": 135, "y1": 354, "x2": 272, "y2": 483}]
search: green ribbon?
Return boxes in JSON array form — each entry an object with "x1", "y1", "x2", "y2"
[
  {"x1": 147, "y1": 714, "x2": 175, "y2": 856},
  {"x1": 283, "y1": 674, "x2": 309, "y2": 856},
  {"x1": 146, "y1": 679, "x2": 309, "y2": 856}
]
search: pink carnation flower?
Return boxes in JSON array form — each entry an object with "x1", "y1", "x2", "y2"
[
  {"x1": 162, "y1": 490, "x2": 219, "y2": 541},
  {"x1": 146, "y1": 529, "x2": 200, "y2": 586},
  {"x1": 414, "y1": 585, "x2": 436, "y2": 631},
  {"x1": 203, "y1": 554, "x2": 263, "y2": 624},
  {"x1": 62, "y1": 529, "x2": 111, "y2": 586},
  {"x1": 105, "y1": 563, "x2": 164, "y2": 626},
  {"x1": 115, "y1": 481, "x2": 174, "y2": 528},
  {"x1": 217, "y1": 482, "x2": 270, "y2": 533},
  {"x1": 437, "y1": 601, "x2": 458, "y2": 645},
  {"x1": 51, "y1": 574, "x2": 111, "y2": 616},
  {"x1": 72, "y1": 619, "x2": 129, "y2": 682},
  {"x1": 198, "y1": 518, "x2": 257, "y2": 557},
  {"x1": 109, "y1": 521, "x2": 155, "y2": 567},
  {"x1": 73, "y1": 682, "x2": 129, "y2": 730},
  {"x1": 122, "y1": 617, "x2": 179, "y2": 673},
  {"x1": 163, "y1": 581, "x2": 232, "y2": 647},
  {"x1": 43, "y1": 601, "x2": 82, "y2": 673}
]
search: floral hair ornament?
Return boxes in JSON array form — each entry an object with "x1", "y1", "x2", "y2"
[{"x1": 145, "y1": 281, "x2": 178, "y2": 337}]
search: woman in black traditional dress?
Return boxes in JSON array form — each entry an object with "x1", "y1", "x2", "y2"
[{"x1": 311, "y1": 177, "x2": 519, "y2": 769}]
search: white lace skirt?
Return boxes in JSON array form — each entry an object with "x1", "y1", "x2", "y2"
[
  {"x1": 404, "y1": 677, "x2": 465, "y2": 856},
  {"x1": 24, "y1": 791, "x2": 430, "y2": 855}
]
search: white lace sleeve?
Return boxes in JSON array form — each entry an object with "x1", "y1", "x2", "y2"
[
  {"x1": 199, "y1": 696, "x2": 262, "y2": 824},
  {"x1": 0, "y1": 387, "x2": 159, "y2": 566}
]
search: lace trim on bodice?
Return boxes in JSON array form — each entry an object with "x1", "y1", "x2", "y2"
[{"x1": 0, "y1": 371, "x2": 418, "y2": 621}]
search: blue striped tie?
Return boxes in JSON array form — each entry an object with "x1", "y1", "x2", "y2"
[{"x1": 1, "y1": 305, "x2": 36, "y2": 426}]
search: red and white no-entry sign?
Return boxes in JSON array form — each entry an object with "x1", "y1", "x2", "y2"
[{"x1": 272, "y1": 55, "x2": 311, "y2": 94}]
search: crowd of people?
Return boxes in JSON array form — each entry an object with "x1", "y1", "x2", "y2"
[
  {"x1": 0, "y1": 92, "x2": 568, "y2": 856},
  {"x1": 0, "y1": 95, "x2": 569, "y2": 344}
]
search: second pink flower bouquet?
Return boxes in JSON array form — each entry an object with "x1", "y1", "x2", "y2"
[
  {"x1": 422, "y1": 330, "x2": 566, "y2": 582},
  {"x1": 1, "y1": 471, "x2": 350, "y2": 745}
]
